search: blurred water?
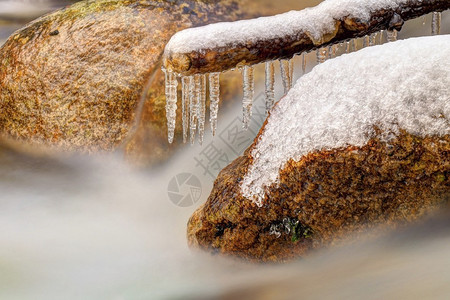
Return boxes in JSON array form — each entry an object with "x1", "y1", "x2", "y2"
[
  {"x1": 1, "y1": 139, "x2": 449, "y2": 299},
  {"x1": 0, "y1": 0, "x2": 74, "y2": 20},
  {"x1": 0, "y1": 0, "x2": 74, "y2": 45},
  {"x1": 0, "y1": 1, "x2": 449, "y2": 299}
]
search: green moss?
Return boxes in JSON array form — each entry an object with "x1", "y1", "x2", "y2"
[
  {"x1": 290, "y1": 219, "x2": 313, "y2": 242},
  {"x1": 270, "y1": 217, "x2": 313, "y2": 243}
]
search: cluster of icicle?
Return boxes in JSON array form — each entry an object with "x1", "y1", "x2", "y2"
[
  {"x1": 164, "y1": 71, "x2": 220, "y2": 145},
  {"x1": 164, "y1": 12, "x2": 442, "y2": 144}
]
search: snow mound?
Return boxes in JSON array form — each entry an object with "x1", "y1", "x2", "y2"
[
  {"x1": 165, "y1": 0, "x2": 405, "y2": 54},
  {"x1": 241, "y1": 35, "x2": 450, "y2": 206}
]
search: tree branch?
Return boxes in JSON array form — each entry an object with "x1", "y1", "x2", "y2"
[{"x1": 163, "y1": 0, "x2": 449, "y2": 76}]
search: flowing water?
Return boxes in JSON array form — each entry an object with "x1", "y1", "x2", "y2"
[
  {"x1": 1, "y1": 141, "x2": 449, "y2": 299},
  {"x1": 1, "y1": 2, "x2": 450, "y2": 299}
]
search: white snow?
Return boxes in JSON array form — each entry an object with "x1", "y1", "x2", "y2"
[
  {"x1": 165, "y1": 0, "x2": 407, "y2": 55},
  {"x1": 241, "y1": 35, "x2": 450, "y2": 206}
]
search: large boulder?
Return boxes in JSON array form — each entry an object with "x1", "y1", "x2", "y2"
[
  {"x1": 0, "y1": 0, "x2": 256, "y2": 165},
  {"x1": 187, "y1": 36, "x2": 450, "y2": 262}
]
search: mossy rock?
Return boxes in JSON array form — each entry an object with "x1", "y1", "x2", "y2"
[{"x1": 0, "y1": 0, "x2": 265, "y2": 165}]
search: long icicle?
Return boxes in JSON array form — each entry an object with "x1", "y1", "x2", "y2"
[
  {"x1": 197, "y1": 74, "x2": 206, "y2": 145},
  {"x1": 328, "y1": 44, "x2": 337, "y2": 59},
  {"x1": 373, "y1": 32, "x2": 380, "y2": 46},
  {"x1": 301, "y1": 52, "x2": 307, "y2": 74},
  {"x1": 432, "y1": 12, "x2": 441, "y2": 35},
  {"x1": 369, "y1": 33, "x2": 376, "y2": 46},
  {"x1": 345, "y1": 41, "x2": 351, "y2": 53},
  {"x1": 289, "y1": 59, "x2": 294, "y2": 88},
  {"x1": 379, "y1": 30, "x2": 384, "y2": 44},
  {"x1": 363, "y1": 35, "x2": 370, "y2": 48},
  {"x1": 242, "y1": 65, "x2": 254, "y2": 130},
  {"x1": 280, "y1": 59, "x2": 292, "y2": 95},
  {"x1": 265, "y1": 61, "x2": 275, "y2": 115},
  {"x1": 189, "y1": 76, "x2": 197, "y2": 145},
  {"x1": 209, "y1": 73, "x2": 220, "y2": 136},
  {"x1": 181, "y1": 76, "x2": 189, "y2": 143},
  {"x1": 386, "y1": 29, "x2": 397, "y2": 42},
  {"x1": 165, "y1": 71, "x2": 178, "y2": 144}
]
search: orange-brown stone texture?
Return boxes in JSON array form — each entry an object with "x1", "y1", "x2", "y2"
[
  {"x1": 0, "y1": 0, "x2": 273, "y2": 165},
  {"x1": 188, "y1": 131, "x2": 449, "y2": 262}
]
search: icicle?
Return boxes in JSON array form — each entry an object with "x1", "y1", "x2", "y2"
[
  {"x1": 345, "y1": 41, "x2": 351, "y2": 53},
  {"x1": 164, "y1": 70, "x2": 178, "y2": 144},
  {"x1": 379, "y1": 30, "x2": 384, "y2": 44},
  {"x1": 242, "y1": 66, "x2": 254, "y2": 130},
  {"x1": 289, "y1": 59, "x2": 294, "y2": 87},
  {"x1": 264, "y1": 61, "x2": 275, "y2": 115},
  {"x1": 181, "y1": 76, "x2": 189, "y2": 143},
  {"x1": 422, "y1": 16, "x2": 426, "y2": 26},
  {"x1": 369, "y1": 33, "x2": 376, "y2": 46},
  {"x1": 197, "y1": 74, "x2": 206, "y2": 145},
  {"x1": 345, "y1": 39, "x2": 356, "y2": 53},
  {"x1": 301, "y1": 52, "x2": 307, "y2": 74},
  {"x1": 328, "y1": 44, "x2": 337, "y2": 59},
  {"x1": 363, "y1": 35, "x2": 370, "y2": 48},
  {"x1": 432, "y1": 12, "x2": 441, "y2": 35},
  {"x1": 280, "y1": 59, "x2": 293, "y2": 95},
  {"x1": 386, "y1": 29, "x2": 397, "y2": 42},
  {"x1": 209, "y1": 73, "x2": 220, "y2": 136},
  {"x1": 189, "y1": 76, "x2": 197, "y2": 145},
  {"x1": 316, "y1": 47, "x2": 328, "y2": 63},
  {"x1": 374, "y1": 32, "x2": 380, "y2": 45}
]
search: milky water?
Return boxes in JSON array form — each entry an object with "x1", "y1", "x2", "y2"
[
  {"x1": 0, "y1": 139, "x2": 257, "y2": 299},
  {"x1": 1, "y1": 142, "x2": 449, "y2": 299},
  {"x1": 0, "y1": 0, "x2": 74, "y2": 45},
  {"x1": 1, "y1": 2, "x2": 450, "y2": 299},
  {"x1": 0, "y1": 65, "x2": 286, "y2": 299}
]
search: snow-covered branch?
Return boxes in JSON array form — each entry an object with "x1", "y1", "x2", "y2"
[{"x1": 163, "y1": 0, "x2": 449, "y2": 76}]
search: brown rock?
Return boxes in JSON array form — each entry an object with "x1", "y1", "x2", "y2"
[
  {"x1": 0, "y1": 0, "x2": 259, "y2": 165},
  {"x1": 188, "y1": 131, "x2": 450, "y2": 262}
]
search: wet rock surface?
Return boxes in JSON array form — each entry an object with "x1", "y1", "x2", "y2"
[
  {"x1": 188, "y1": 131, "x2": 450, "y2": 262},
  {"x1": 0, "y1": 0, "x2": 254, "y2": 165}
]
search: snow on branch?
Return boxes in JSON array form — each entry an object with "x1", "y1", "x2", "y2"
[{"x1": 163, "y1": 0, "x2": 449, "y2": 76}]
